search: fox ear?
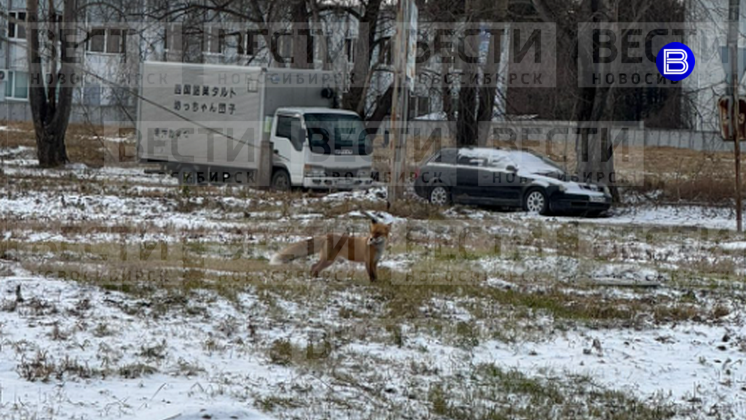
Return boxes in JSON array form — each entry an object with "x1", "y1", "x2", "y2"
[{"x1": 363, "y1": 211, "x2": 380, "y2": 224}]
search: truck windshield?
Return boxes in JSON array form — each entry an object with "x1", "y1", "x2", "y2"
[{"x1": 305, "y1": 113, "x2": 371, "y2": 156}]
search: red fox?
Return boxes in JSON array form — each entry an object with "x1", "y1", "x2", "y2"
[{"x1": 269, "y1": 212, "x2": 391, "y2": 281}]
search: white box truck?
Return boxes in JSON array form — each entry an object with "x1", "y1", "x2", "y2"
[{"x1": 137, "y1": 62, "x2": 374, "y2": 190}]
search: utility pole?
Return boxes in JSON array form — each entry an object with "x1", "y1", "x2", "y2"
[
  {"x1": 387, "y1": 0, "x2": 412, "y2": 207},
  {"x1": 728, "y1": 0, "x2": 742, "y2": 232}
]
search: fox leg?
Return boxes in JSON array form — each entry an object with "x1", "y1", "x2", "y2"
[
  {"x1": 365, "y1": 262, "x2": 378, "y2": 282},
  {"x1": 311, "y1": 259, "x2": 334, "y2": 277}
]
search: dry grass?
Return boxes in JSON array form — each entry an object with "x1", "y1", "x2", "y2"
[
  {"x1": 427, "y1": 365, "x2": 678, "y2": 420},
  {"x1": 6, "y1": 233, "x2": 729, "y2": 330},
  {"x1": 0, "y1": 120, "x2": 136, "y2": 167},
  {"x1": 2, "y1": 118, "x2": 740, "y2": 204}
]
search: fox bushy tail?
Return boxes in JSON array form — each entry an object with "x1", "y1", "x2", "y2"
[{"x1": 269, "y1": 237, "x2": 327, "y2": 265}]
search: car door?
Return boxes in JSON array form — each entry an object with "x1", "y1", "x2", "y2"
[
  {"x1": 454, "y1": 152, "x2": 484, "y2": 202},
  {"x1": 420, "y1": 150, "x2": 451, "y2": 184},
  {"x1": 478, "y1": 158, "x2": 504, "y2": 204},
  {"x1": 481, "y1": 155, "x2": 523, "y2": 205},
  {"x1": 272, "y1": 113, "x2": 305, "y2": 185}
]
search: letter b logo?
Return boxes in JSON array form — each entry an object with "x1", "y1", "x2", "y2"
[
  {"x1": 664, "y1": 50, "x2": 688, "y2": 74},
  {"x1": 656, "y1": 42, "x2": 695, "y2": 81}
]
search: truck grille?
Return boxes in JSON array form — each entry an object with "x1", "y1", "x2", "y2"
[{"x1": 324, "y1": 168, "x2": 359, "y2": 178}]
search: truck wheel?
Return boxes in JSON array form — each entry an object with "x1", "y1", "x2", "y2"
[
  {"x1": 271, "y1": 169, "x2": 291, "y2": 191},
  {"x1": 176, "y1": 165, "x2": 196, "y2": 185}
]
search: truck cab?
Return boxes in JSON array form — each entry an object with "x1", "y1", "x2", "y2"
[{"x1": 269, "y1": 107, "x2": 374, "y2": 190}]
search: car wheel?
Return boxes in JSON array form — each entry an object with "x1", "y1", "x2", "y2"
[
  {"x1": 523, "y1": 188, "x2": 549, "y2": 215},
  {"x1": 271, "y1": 169, "x2": 291, "y2": 191},
  {"x1": 429, "y1": 185, "x2": 451, "y2": 206}
]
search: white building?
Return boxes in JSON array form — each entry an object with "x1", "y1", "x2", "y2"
[
  {"x1": 684, "y1": 0, "x2": 746, "y2": 132},
  {"x1": 0, "y1": 2, "x2": 456, "y2": 126}
]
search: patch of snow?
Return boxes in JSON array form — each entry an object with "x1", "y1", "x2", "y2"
[
  {"x1": 722, "y1": 241, "x2": 746, "y2": 251},
  {"x1": 66, "y1": 162, "x2": 89, "y2": 171},
  {"x1": 0, "y1": 125, "x2": 25, "y2": 132},
  {"x1": 321, "y1": 187, "x2": 387, "y2": 203},
  {"x1": 474, "y1": 325, "x2": 746, "y2": 416},
  {"x1": 0, "y1": 275, "x2": 280, "y2": 420},
  {"x1": 103, "y1": 136, "x2": 133, "y2": 144},
  {"x1": 414, "y1": 112, "x2": 448, "y2": 121}
]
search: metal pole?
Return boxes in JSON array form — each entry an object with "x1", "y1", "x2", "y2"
[
  {"x1": 397, "y1": 88, "x2": 409, "y2": 197},
  {"x1": 387, "y1": 0, "x2": 407, "y2": 207},
  {"x1": 728, "y1": 0, "x2": 742, "y2": 232},
  {"x1": 395, "y1": 4, "x2": 412, "y2": 202}
]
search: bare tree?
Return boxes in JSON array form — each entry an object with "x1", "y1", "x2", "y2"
[
  {"x1": 476, "y1": 0, "x2": 508, "y2": 145},
  {"x1": 456, "y1": 15, "x2": 479, "y2": 147},
  {"x1": 423, "y1": 0, "x2": 507, "y2": 147},
  {"x1": 27, "y1": 0, "x2": 79, "y2": 167},
  {"x1": 291, "y1": 0, "x2": 314, "y2": 69},
  {"x1": 529, "y1": 0, "x2": 689, "y2": 200},
  {"x1": 340, "y1": 0, "x2": 385, "y2": 113},
  {"x1": 530, "y1": 0, "x2": 622, "y2": 199}
]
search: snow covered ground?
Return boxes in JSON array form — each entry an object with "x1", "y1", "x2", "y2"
[
  {"x1": 4, "y1": 145, "x2": 746, "y2": 419},
  {"x1": 0, "y1": 274, "x2": 275, "y2": 420}
]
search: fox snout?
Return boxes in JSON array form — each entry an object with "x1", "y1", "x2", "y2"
[{"x1": 367, "y1": 236, "x2": 384, "y2": 245}]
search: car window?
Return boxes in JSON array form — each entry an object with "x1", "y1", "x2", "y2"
[
  {"x1": 486, "y1": 155, "x2": 515, "y2": 170},
  {"x1": 457, "y1": 154, "x2": 486, "y2": 167},
  {"x1": 438, "y1": 149, "x2": 458, "y2": 165},
  {"x1": 508, "y1": 151, "x2": 564, "y2": 174}
]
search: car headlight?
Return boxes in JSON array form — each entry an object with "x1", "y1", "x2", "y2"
[
  {"x1": 304, "y1": 165, "x2": 326, "y2": 177},
  {"x1": 603, "y1": 186, "x2": 611, "y2": 196},
  {"x1": 558, "y1": 184, "x2": 567, "y2": 192}
]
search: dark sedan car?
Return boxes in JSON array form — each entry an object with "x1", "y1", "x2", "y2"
[{"x1": 413, "y1": 147, "x2": 612, "y2": 216}]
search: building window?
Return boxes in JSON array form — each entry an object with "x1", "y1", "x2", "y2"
[
  {"x1": 164, "y1": 24, "x2": 183, "y2": 51},
  {"x1": 203, "y1": 27, "x2": 225, "y2": 54},
  {"x1": 345, "y1": 38, "x2": 356, "y2": 63},
  {"x1": 88, "y1": 28, "x2": 105, "y2": 52},
  {"x1": 107, "y1": 29, "x2": 124, "y2": 53},
  {"x1": 8, "y1": 11, "x2": 26, "y2": 40},
  {"x1": 87, "y1": 28, "x2": 126, "y2": 54},
  {"x1": 417, "y1": 96, "x2": 431, "y2": 117},
  {"x1": 245, "y1": 30, "x2": 260, "y2": 56},
  {"x1": 5, "y1": 71, "x2": 29, "y2": 100}
]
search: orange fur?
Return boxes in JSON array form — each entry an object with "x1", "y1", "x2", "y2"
[{"x1": 269, "y1": 221, "x2": 391, "y2": 282}]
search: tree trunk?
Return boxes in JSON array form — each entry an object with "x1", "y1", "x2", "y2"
[
  {"x1": 476, "y1": 0, "x2": 508, "y2": 146},
  {"x1": 341, "y1": 0, "x2": 383, "y2": 115},
  {"x1": 441, "y1": 59, "x2": 455, "y2": 121},
  {"x1": 456, "y1": 20, "x2": 480, "y2": 147},
  {"x1": 27, "y1": 0, "x2": 76, "y2": 168},
  {"x1": 291, "y1": 0, "x2": 313, "y2": 69},
  {"x1": 574, "y1": 0, "x2": 618, "y2": 200},
  {"x1": 308, "y1": 0, "x2": 330, "y2": 70},
  {"x1": 437, "y1": 18, "x2": 456, "y2": 123},
  {"x1": 364, "y1": 85, "x2": 393, "y2": 133}
]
